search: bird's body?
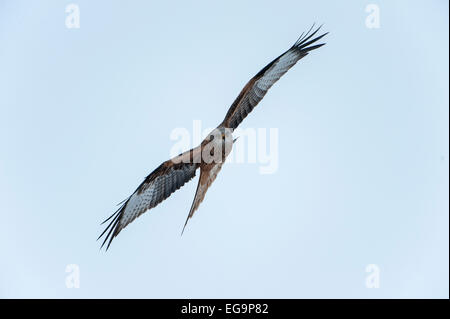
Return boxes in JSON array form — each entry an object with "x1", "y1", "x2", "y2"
[{"x1": 99, "y1": 25, "x2": 328, "y2": 250}]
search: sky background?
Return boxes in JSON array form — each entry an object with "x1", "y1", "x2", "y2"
[{"x1": 0, "y1": 0, "x2": 448, "y2": 298}]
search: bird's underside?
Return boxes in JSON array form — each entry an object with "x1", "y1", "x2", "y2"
[{"x1": 99, "y1": 25, "x2": 328, "y2": 250}]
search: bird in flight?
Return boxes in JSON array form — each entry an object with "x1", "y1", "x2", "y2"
[{"x1": 98, "y1": 25, "x2": 327, "y2": 250}]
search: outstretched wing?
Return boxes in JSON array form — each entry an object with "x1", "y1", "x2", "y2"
[
  {"x1": 98, "y1": 149, "x2": 201, "y2": 250},
  {"x1": 181, "y1": 163, "x2": 224, "y2": 235},
  {"x1": 221, "y1": 25, "x2": 328, "y2": 130}
]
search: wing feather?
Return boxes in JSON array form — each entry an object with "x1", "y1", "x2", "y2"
[
  {"x1": 222, "y1": 25, "x2": 328, "y2": 130},
  {"x1": 98, "y1": 152, "x2": 200, "y2": 250}
]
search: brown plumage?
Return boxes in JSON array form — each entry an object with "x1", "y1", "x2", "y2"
[{"x1": 99, "y1": 25, "x2": 327, "y2": 250}]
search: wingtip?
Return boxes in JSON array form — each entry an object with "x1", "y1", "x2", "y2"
[{"x1": 294, "y1": 24, "x2": 328, "y2": 48}]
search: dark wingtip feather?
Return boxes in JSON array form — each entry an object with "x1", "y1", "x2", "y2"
[
  {"x1": 293, "y1": 25, "x2": 328, "y2": 54},
  {"x1": 100, "y1": 206, "x2": 121, "y2": 225},
  {"x1": 303, "y1": 42, "x2": 326, "y2": 52},
  {"x1": 97, "y1": 201, "x2": 127, "y2": 251},
  {"x1": 101, "y1": 215, "x2": 120, "y2": 250},
  {"x1": 294, "y1": 23, "x2": 315, "y2": 45}
]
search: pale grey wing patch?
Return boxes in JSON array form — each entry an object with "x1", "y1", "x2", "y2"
[
  {"x1": 255, "y1": 51, "x2": 301, "y2": 90},
  {"x1": 181, "y1": 163, "x2": 224, "y2": 235},
  {"x1": 115, "y1": 183, "x2": 156, "y2": 233},
  {"x1": 99, "y1": 163, "x2": 198, "y2": 250}
]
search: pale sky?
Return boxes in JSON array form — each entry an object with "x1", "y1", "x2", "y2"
[{"x1": 0, "y1": 0, "x2": 448, "y2": 298}]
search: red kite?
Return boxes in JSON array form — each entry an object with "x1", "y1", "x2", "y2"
[{"x1": 99, "y1": 25, "x2": 327, "y2": 249}]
